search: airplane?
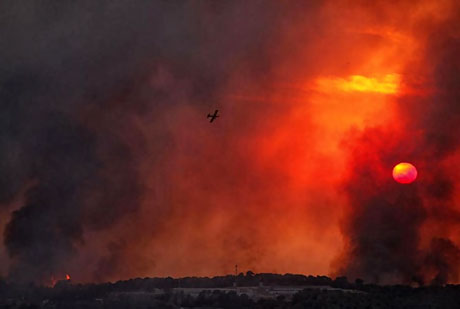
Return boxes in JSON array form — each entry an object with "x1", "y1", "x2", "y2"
[{"x1": 207, "y1": 109, "x2": 219, "y2": 123}]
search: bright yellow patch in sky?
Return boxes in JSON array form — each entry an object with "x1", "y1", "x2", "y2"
[{"x1": 316, "y1": 74, "x2": 400, "y2": 94}]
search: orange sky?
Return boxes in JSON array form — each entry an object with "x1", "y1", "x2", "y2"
[
  {"x1": 1, "y1": 0, "x2": 459, "y2": 285},
  {"x1": 63, "y1": 0, "x2": 459, "y2": 283}
]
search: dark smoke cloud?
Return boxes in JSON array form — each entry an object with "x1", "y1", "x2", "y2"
[
  {"x1": 8, "y1": 0, "x2": 459, "y2": 286},
  {"x1": 340, "y1": 6, "x2": 460, "y2": 285},
  {"x1": 425, "y1": 238, "x2": 460, "y2": 285},
  {"x1": 0, "y1": 1, "x2": 319, "y2": 283},
  {"x1": 0, "y1": 69, "x2": 143, "y2": 282}
]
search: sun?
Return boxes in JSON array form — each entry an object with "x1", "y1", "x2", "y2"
[{"x1": 392, "y1": 162, "x2": 418, "y2": 184}]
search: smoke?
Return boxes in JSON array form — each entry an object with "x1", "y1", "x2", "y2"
[
  {"x1": 339, "y1": 1, "x2": 460, "y2": 284},
  {"x1": 0, "y1": 1, "x2": 332, "y2": 283},
  {"x1": 0, "y1": 1, "x2": 223, "y2": 283},
  {"x1": 0, "y1": 58, "x2": 143, "y2": 282},
  {"x1": 2, "y1": 0, "x2": 460, "y2": 285},
  {"x1": 426, "y1": 238, "x2": 460, "y2": 285}
]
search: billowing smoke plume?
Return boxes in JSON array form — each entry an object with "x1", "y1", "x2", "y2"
[
  {"x1": 0, "y1": 1, "x2": 325, "y2": 283},
  {"x1": 340, "y1": 3, "x2": 460, "y2": 285},
  {"x1": 0, "y1": 2, "x2": 152, "y2": 281},
  {"x1": 2, "y1": 0, "x2": 460, "y2": 285}
]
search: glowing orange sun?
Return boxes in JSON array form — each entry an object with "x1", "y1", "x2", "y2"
[{"x1": 392, "y1": 162, "x2": 418, "y2": 184}]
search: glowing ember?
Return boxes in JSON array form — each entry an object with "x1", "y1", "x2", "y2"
[
  {"x1": 392, "y1": 162, "x2": 418, "y2": 184},
  {"x1": 66, "y1": 274, "x2": 71, "y2": 280},
  {"x1": 50, "y1": 276, "x2": 57, "y2": 287}
]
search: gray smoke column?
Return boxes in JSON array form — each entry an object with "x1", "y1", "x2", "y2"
[
  {"x1": 0, "y1": 1, "x2": 313, "y2": 283},
  {"x1": 340, "y1": 8, "x2": 460, "y2": 284},
  {"x1": 0, "y1": 46, "x2": 144, "y2": 282}
]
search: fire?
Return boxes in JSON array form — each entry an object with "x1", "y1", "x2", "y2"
[
  {"x1": 47, "y1": 274, "x2": 70, "y2": 286},
  {"x1": 50, "y1": 276, "x2": 57, "y2": 287},
  {"x1": 316, "y1": 74, "x2": 401, "y2": 94}
]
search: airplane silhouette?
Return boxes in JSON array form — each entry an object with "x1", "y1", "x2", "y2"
[{"x1": 207, "y1": 110, "x2": 219, "y2": 123}]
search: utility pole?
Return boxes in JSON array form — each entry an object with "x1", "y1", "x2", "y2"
[{"x1": 233, "y1": 264, "x2": 238, "y2": 288}]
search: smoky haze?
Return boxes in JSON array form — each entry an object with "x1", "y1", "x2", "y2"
[
  {"x1": 1, "y1": 0, "x2": 460, "y2": 285},
  {"x1": 0, "y1": 1, "x2": 324, "y2": 283},
  {"x1": 339, "y1": 3, "x2": 460, "y2": 285}
]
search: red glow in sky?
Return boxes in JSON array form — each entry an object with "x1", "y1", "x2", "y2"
[{"x1": 1, "y1": 0, "x2": 459, "y2": 286}]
